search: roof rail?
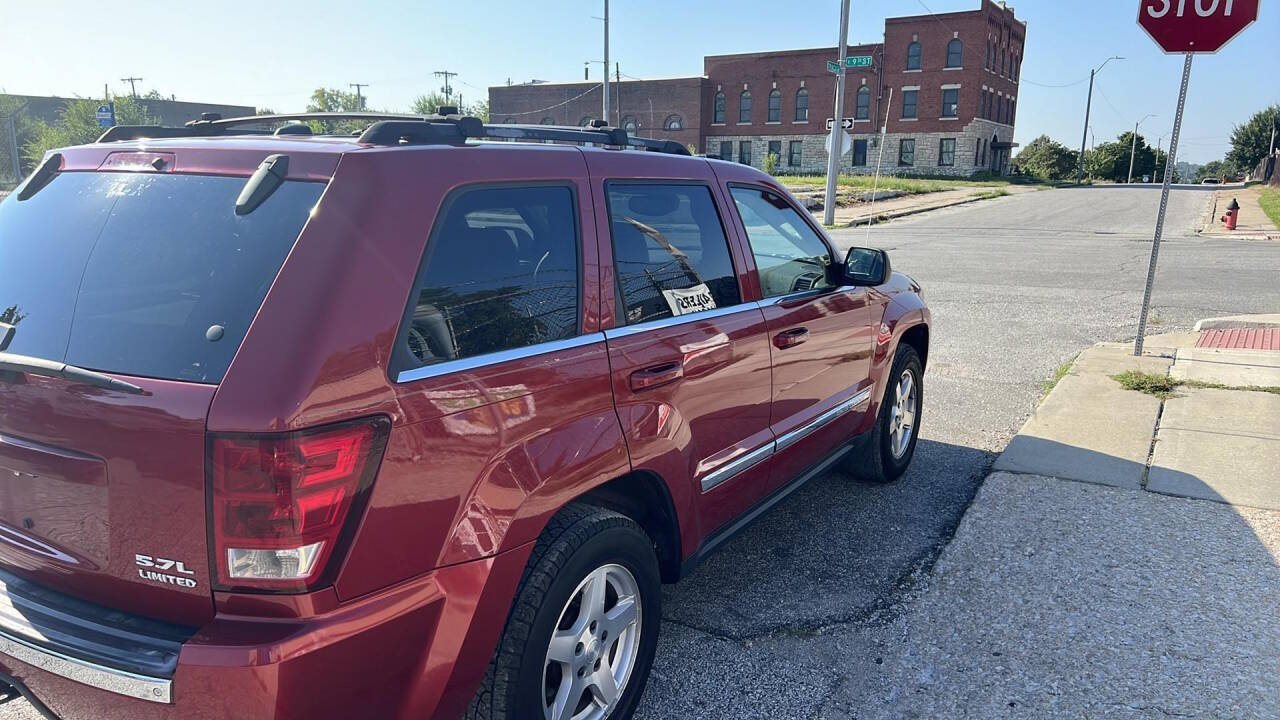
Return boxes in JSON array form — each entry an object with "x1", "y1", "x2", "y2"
[{"x1": 184, "y1": 112, "x2": 429, "y2": 128}]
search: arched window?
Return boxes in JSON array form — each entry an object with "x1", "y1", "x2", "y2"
[
  {"x1": 540, "y1": 117, "x2": 555, "y2": 125},
  {"x1": 622, "y1": 115, "x2": 638, "y2": 132},
  {"x1": 795, "y1": 88, "x2": 809, "y2": 121},
  {"x1": 946, "y1": 38, "x2": 963, "y2": 68},
  {"x1": 664, "y1": 114, "x2": 683, "y2": 130},
  {"x1": 713, "y1": 91, "x2": 726, "y2": 124},
  {"x1": 739, "y1": 90, "x2": 752, "y2": 123},
  {"x1": 855, "y1": 86, "x2": 871, "y2": 120},
  {"x1": 767, "y1": 89, "x2": 781, "y2": 122},
  {"x1": 906, "y1": 42, "x2": 921, "y2": 70}
]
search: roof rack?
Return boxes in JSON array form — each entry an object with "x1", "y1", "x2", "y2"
[{"x1": 94, "y1": 109, "x2": 691, "y2": 156}]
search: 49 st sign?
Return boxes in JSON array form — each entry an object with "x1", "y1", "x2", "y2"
[{"x1": 1138, "y1": 0, "x2": 1260, "y2": 53}]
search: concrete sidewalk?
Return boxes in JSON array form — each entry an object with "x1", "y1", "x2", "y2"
[
  {"x1": 1201, "y1": 185, "x2": 1280, "y2": 240},
  {"x1": 804, "y1": 184, "x2": 1040, "y2": 228}
]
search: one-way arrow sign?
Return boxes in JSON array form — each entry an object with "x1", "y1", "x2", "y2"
[{"x1": 826, "y1": 117, "x2": 854, "y2": 130}]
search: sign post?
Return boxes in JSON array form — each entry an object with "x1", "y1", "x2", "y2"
[
  {"x1": 96, "y1": 103, "x2": 116, "y2": 129},
  {"x1": 822, "y1": 0, "x2": 851, "y2": 227},
  {"x1": 1132, "y1": 0, "x2": 1260, "y2": 356}
]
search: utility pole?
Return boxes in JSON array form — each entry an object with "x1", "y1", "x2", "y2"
[
  {"x1": 120, "y1": 77, "x2": 143, "y2": 98},
  {"x1": 602, "y1": 0, "x2": 610, "y2": 125},
  {"x1": 348, "y1": 83, "x2": 369, "y2": 110},
  {"x1": 1077, "y1": 56, "x2": 1122, "y2": 184},
  {"x1": 1127, "y1": 113, "x2": 1155, "y2": 184},
  {"x1": 433, "y1": 71, "x2": 457, "y2": 105},
  {"x1": 616, "y1": 62, "x2": 621, "y2": 127},
  {"x1": 823, "y1": 0, "x2": 851, "y2": 227}
]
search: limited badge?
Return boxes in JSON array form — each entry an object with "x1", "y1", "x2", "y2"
[{"x1": 136, "y1": 554, "x2": 198, "y2": 588}]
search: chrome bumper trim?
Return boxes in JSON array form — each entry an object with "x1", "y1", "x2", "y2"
[
  {"x1": 0, "y1": 630, "x2": 172, "y2": 704},
  {"x1": 700, "y1": 441, "x2": 774, "y2": 493}
]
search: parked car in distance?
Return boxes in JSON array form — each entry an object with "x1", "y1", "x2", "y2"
[
  {"x1": 1201, "y1": 177, "x2": 1221, "y2": 184},
  {"x1": 0, "y1": 111, "x2": 929, "y2": 720}
]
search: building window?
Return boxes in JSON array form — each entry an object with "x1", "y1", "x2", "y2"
[
  {"x1": 856, "y1": 86, "x2": 871, "y2": 120},
  {"x1": 664, "y1": 114, "x2": 684, "y2": 130},
  {"x1": 946, "y1": 39, "x2": 963, "y2": 68},
  {"x1": 974, "y1": 138, "x2": 982, "y2": 165},
  {"x1": 901, "y1": 90, "x2": 918, "y2": 119},
  {"x1": 980, "y1": 138, "x2": 988, "y2": 167},
  {"x1": 941, "y1": 88, "x2": 959, "y2": 118},
  {"x1": 985, "y1": 41, "x2": 992, "y2": 70},
  {"x1": 939, "y1": 138, "x2": 956, "y2": 166},
  {"x1": 767, "y1": 140, "x2": 782, "y2": 166},
  {"x1": 713, "y1": 91, "x2": 726, "y2": 124},
  {"x1": 767, "y1": 89, "x2": 781, "y2": 123},
  {"x1": 739, "y1": 91, "x2": 752, "y2": 123},
  {"x1": 788, "y1": 140, "x2": 802, "y2": 167},
  {"x1": 1012, "y1": 54, "x2": 1020, "y2": 80},
  {"x1": 622, "y1": 115, "x2": 638, "y2": 132},
  {"x1": 719, "y1": 140, "x2": 734, "y2": 161},
  {"x1": 898, "y1": 139, "x2": 915, "y2": 167},
  {"x1": 1000, "y1": 49, "x2": 1006, "y2": 76},
  {"x1": 739, "y1": 140, "x2": 752, "y2": 165},
  {"x1": 906, "y1": 42, "x2": 921, "y2": 70},
  {"x1": 853, "y1": 139, "x2": 868, "y2": 166},
  {"x1": 795, "y1": 88, "x2": 809, "y2": 121}
]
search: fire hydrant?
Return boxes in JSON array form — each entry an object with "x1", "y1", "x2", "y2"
[{"x1": 1221, "y1": 198, "x2": 1240, "y2": 230}]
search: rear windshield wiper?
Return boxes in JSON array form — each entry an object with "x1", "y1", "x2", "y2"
[{"x1": 0, "y1": 352, "x2": 144, "y2": 394}]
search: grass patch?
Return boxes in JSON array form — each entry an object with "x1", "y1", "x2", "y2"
[
  {"x1": 777, "y1": 174, "x2": 1022, "y2": 195},
  {"x1": 975, "y1": 188, "x2": 1010, "y2": 200},
  {"x1": 1112, "y1": 370, "x2": 1280, "y2": 398},
  {"x1": 1041, "y1": 360, "x2": 1074, "y2": 396},
  {"x1": 1259, "y1": 186, "x2": 1280, "y2": 230}
]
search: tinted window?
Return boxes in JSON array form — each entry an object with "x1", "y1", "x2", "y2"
[
  {"x1": 607, "y1": 184, "x2": 740, "y2": 325},
  {"x1": 730, "y1": 187, "x2": 835, "y2": 299},
  {"x1": 0, "y1": 172, "x2": 321, "y2": 383},
  {"x1": 403, "y1": 186, "x2": 578, "y2": 368}
]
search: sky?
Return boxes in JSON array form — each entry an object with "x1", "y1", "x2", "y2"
[{"x1": 2, "y1": 0, "x2": 1276, "y2": 164}]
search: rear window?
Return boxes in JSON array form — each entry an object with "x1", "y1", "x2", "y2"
[{"x1": 0, "y1": 172, "x2": 322, "y2": 383}]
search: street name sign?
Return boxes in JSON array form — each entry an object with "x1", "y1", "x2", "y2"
[
  {"x1": 1138, "y1": 0, "x2": 1259, "y2": 53},
  {"x1": 826, "y1": 60, "x2": 841, "y2": 74},
  {"x1": 845, "y1": 56, "x2": 873, "y2": 68},
  {"x1": 826, "y1": 118, "x2": 855, "y2": 130}
]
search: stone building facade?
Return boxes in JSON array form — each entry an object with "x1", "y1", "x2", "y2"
[{"x1": 488, "y1": 0, "x2": 1025, "y2": 177}]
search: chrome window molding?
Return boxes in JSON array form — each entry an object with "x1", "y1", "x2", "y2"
[
  {"x1": 775, "y1": 387, "x2": 872, "y2": 453},
  {"x1": 700, "y1": 441, "x2": 774, "y2": 493},
  {"x1": 603, "y1": 304, "x2": 759, "y2": 340},
  {"x1": 395, "y1": 333, "x2": 605, "y2": 384},
  {"x1": 0, "y1": 630, "x2": 172, "y2": 704}
]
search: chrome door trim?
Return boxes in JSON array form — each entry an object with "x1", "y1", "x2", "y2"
[
  {"x1": 700, "y1": 442, "x2": 775, "y2": 493},
  {"x1": 396, "y1": 333, "x2": 606, "y2": 383},
  {"x1": 775, "y1": 387, "x2": 872, "y2": 453},
  {"x1": 603, "y1": 304, "x2": 758, "y2": 340},
  {"x1": 0, "y1": 630, "x2": 172, "y2": 704}
]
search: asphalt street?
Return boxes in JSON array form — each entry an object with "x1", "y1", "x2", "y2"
[{"x1": 1, "y1": 186, "x2": 1277, "y2": 719}]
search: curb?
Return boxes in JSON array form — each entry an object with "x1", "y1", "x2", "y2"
[
  {"x1": 842, "y1": 191, "x2": 1003, "y2": 228},
  {"x1": 1194, "y1": 314, "x2": 1280, "y2": 331}
]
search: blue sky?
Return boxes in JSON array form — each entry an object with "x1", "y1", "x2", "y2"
[{"x1": 3, "y1": 0, "x2": 1276, "y2": 164}]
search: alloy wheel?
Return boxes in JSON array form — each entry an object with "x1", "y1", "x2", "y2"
[{"x1": 889, "y1": 368, "x2": 918, "y2": 459}]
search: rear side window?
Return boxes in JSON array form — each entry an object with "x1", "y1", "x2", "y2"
[
  {"x1": 607, "y1": 184, "x2": 741, "y2": 325},
  {"x1": 401, "y1": 185, "x2": 579, "y2": 369},
  {"x1": 0, "y1": 172, "x2": 322, "y2": 383}
]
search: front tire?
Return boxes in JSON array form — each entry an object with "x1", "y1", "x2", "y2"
[
  {"x1": 843, "y1": 344, "x2": 922, "y2": 483},
  {"x1": 467, "y1": 504, "x2": 661, "y2": 720}
]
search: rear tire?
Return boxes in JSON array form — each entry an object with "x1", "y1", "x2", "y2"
[
  {"x1": 843, "y1": 344, "x2": 922, "y2": 483},
  {"x1": 467, "y1": 504, "x2": 661, "y2": 720}
]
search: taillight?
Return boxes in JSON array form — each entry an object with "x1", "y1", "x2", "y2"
[{"x1": 208, "y1": 417, "x2": 390, "y2": 592}]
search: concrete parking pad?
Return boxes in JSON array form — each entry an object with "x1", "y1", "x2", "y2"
[
  {"x1": 1170, "y1": 347, "x2": 1280, "y2": 387},
  {"x1": 1148, "y1": 388, "x2": 1280, "y2": 509}
]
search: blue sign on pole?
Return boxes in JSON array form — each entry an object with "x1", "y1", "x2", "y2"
[{"x1": 96, "y1": 103, "x2": 116, "y2": 129}]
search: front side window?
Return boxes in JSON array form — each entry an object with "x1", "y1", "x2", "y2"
[
  {"x1": 402, "y1": 186, "x2": 579, "y2": 369},
  {"x1": 939, "y1": 138, "x2": 956, "y2": 166},
  {"x1": 899, "y1": 139, "x2": 916, "y2": 167},
  {"x1": 906, "y1": 42, "x2": 921, "y2": 70},
  {"x1": 739, "y1": 141, "x2": 752, "y2": 165},
  {"x1": 856, "y1": 86, "x2": 871, "y2": 120},
  {"x1": 767, "y1": 90, "x2": 781, "y2": 122},
  {"x1": 946, "y1": 39, "x2": 963, "y2": 68},
  {"x1": 608, "y1": 184, "x2": 741, "y2": 325},
  {"x1": 739, "y1": 91, "x2": 752, "y2": 123},
  {"x1": 853, "y1": 139, "x2": 868, "y2": 166},
  {"x1": 901, "y1": 90, "x2": 918, "y2": 119},
  {"x1": 788, "y1": 140, "x2": 802, "y2": 167},
  {"x1": 942, "y1": 88, "x2": 959, "y2": 117},
  {"x1": 664, "y1": 114, "x2": 684, "y2": 130},
  {"x1": 713, "y1": 92, "x2": 726, "y2": 124},
  {"x1": 795, "y1": 89, "x2": 809, "y2": 121},
  {"x1": 730, "y1": 187, "x2": 836, "y2": 298},
  {"x1": 719, "y1": 140, "x2": 733, "y2": 161}
]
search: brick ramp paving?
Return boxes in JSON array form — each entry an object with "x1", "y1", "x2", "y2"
[{"x1": 1196, "y1": 328, "x2": 1279, "y2": 351}]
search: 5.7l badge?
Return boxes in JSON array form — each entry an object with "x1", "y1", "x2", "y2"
[{"x1": 135, "y1": 554, "x2": 198, "y2": 588}]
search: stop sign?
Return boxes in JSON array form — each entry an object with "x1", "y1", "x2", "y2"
[{"x1": 1138, "y1": 0, "x2": 1261, "y2": 53}]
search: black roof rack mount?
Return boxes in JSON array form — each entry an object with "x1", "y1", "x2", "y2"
[{"x1": 94, "y1": 111, "x2": 691, "y2": 156}]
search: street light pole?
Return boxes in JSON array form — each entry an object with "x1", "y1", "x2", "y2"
[
  {"x1": 1077, "y1": 56, "x2": 1122, "y2": 184},
  {"x1": 602, "y1": 0, "x2": 610, "y2": 125},
  {"x1": 822, "y1": 0, "x2": 851, "y2": 227},
  {"x1": 1127, "y1": 113, "x2": 1156, "y2": 184}
]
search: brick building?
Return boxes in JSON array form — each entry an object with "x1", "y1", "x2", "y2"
[{"x1": 490, "y1": 0, "x2": 1025, "y2": 176}]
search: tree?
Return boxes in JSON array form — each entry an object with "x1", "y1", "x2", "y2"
[
  {"x1": 1012, "y1": 135, "x2": 1079, "y2": 181},
  {"x1": 22, "y1": 96, "x2": 156, "y2": 169},
  {"x1": 1195, "y1": 160, "x2": 1234, "y2": 182},
  {"x1": 1082, "y1": 132, "x2": 1158, "y2": 182},
  {"x1": 411, "y1": 93, "x2": 488, "y2": 120},
  {"x1": 0, "y1": 95, "x2": 47, "y2": 181},
  {"x1": 1226, "y1": 104, "x2": 1279, "y2": 174},
  {"x1": 305, "y1": 88, "x2": 370, "y2": 134}
]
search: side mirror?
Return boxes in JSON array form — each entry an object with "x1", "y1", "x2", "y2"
[{"x1": 842, "y1": 247, "x2": 891, "y2": 286}]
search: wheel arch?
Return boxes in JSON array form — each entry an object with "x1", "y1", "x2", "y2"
[{"x1": 571, "y1": 470, "x2": 683, "y2": 584}]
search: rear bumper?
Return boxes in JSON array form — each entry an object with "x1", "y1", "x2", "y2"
[{"x1": 0, "y1": 543, "x2": 533, "y2": 720}]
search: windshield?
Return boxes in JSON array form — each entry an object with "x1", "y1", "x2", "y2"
[{"x1": 0, "y1": 172, "x2": 323, "y2": 383}]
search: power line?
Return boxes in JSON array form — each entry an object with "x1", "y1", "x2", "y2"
[
  {"x1": 433, "y1": 70, "x2": 458, "y2": 104},
  {"x1": 120, "y1": 76, "x2": 143, "y2": 98},
  {"x1": 348, "y1": 83, "x2": 369, "y2": 110},
  {"x1": 495, "y1": 84, "x2": 601, "y2": 118},
  {"x1": 1020, "y1": 75, "x2": 1090, "y2": 89}
]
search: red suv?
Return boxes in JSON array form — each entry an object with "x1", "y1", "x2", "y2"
[{"x1": 0, "y1": 112, "x2": 928, "y2": 720}]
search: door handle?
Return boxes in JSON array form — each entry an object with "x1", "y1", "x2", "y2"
[
  {"x1": 630, "y1": 362, "x2": 684, "y2": 391},
  {"x1": 773, "y1": 328, "x2": 810, "y2": 349}
]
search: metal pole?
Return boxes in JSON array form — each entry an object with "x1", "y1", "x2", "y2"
[
  {"x1": 1134, "y1": 53, "x2": 1193, "y2": 356},
  {"x1": 1077, "y1": 69, "x2": 1094, "y2": 184},
  {"x1": 863, "y1": 88, "x2": 894, "y2": 236},
  {"x1": 822, "y1": 0, "x2": 851, "y2": 227},
  {"x1": 602, "y1": 0, "x2": 610, "y2": 125},
  {"x1": 1127, "y1": 121, "x2": 1139, "y2": 184}
]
